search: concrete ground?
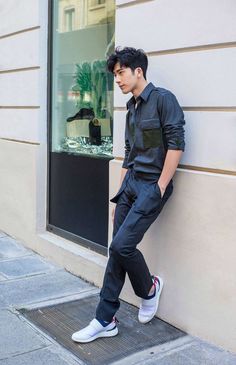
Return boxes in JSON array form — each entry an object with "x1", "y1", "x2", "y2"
[{"x1": 0, "y1": 230, "x2": 236, "y2": 365}]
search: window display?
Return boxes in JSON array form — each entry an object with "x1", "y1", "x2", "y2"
[{"x1": 51, "y1": 0, "x2": 115, "y2": 158}]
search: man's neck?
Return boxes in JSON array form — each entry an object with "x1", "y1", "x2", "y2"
[{"x1": 132, "y1": 80, "x2": 148, "y2": 99}]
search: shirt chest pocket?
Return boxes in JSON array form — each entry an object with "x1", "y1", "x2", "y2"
[{"x1": 140, "y1": 118, "x2": 163, "y2": 149}]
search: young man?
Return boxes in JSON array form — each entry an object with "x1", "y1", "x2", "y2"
[{"x1": 72, "y1": 47, "x2": 185, "y2": 343}]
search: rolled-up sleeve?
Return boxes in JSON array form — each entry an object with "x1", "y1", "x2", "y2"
[{"x1": 159, "y1": 92, "x2": 185, "y2": 151}]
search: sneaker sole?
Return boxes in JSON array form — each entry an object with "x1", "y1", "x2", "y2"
[
  {"x1": 138, "y1": 276, "x2": 164, "y2": 324},
  {"x1": 72, "y1": 326, "x2": 118, "y2": 343}
]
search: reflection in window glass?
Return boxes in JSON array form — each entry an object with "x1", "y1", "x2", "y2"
[
  {"x1": 64, "y1": 8, "x2": 75, "y2": 32},
  {"x1": 89, "y1": 0, "x2": 106, "y2": 6},
  {"x1": 51, "y1": 0, "x2": 115, "y2": 158}
]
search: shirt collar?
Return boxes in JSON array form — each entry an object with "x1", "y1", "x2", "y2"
[{"x1": 126, "y1": 82, "x2": 155, "y2": 110}]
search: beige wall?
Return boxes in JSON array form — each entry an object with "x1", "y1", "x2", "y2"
[
  {"x1": 0, "y1": 0, "x2": 235, "y2": 353},
  {"x1": 112, "y1": 0, "x2": 236, "y2": 353},
  {"x1": 109, "y1": 160, "x2": 236, "y2": 352}
]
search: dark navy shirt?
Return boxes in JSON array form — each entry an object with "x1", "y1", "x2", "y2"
[{"x1": 122, "y1": 82, "x2": 185, "y2": 175}]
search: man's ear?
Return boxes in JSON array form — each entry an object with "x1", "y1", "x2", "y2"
[{"x1": 136, "y1": 67, "x2": 143, "y2": 78}]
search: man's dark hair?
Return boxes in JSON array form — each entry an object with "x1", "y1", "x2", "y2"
[{"x1": 107, "y1": 46, "x2": 148, "y2": 80}]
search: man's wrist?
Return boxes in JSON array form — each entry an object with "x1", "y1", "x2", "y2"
[{"x1": 157, "y1": 180, "x2": 167, "y2": 191}]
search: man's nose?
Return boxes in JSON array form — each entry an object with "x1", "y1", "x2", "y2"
[{"x1": 115, "y1": 76, "x2": 121, "y2": 84}]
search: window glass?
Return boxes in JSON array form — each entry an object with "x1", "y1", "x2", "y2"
[{"x1": 51, "y1": 0, "x2": 115, "y2": 158}]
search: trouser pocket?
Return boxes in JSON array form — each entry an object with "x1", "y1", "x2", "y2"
[
  {"x1": 134, "y1": 180, "x2": 173, "y2": 216},
  {"x1": 134, "y1": 184, "x2": 162, "y2": 216},
  {"x1": 110, "y1": 170, "x2": 129, "y2": 203}
]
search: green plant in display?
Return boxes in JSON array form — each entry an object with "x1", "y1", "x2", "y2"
[
  {"x1": 72, "y1": 59, "x2": 109, "y2": 118},
  {"x1": 72, "y1": 61, "x2": 92, "y2": 110}
]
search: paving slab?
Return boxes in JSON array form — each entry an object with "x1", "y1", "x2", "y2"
[
  {"x1": 0, "y1": 236, "x2": 29, "y2": 260},
  {"x1": 136, "y1": 340, "x2": 236, "y2": 365},
  {"x1": 110, "y1": 336, "x2": 194, "y2": 365},
  {"x1": 0, "y1": 270, "x2": 94, "y2": 309},
  {"x1": 0, "y1": 255, "x2": 59, "y2": 279},
  {"x1": 0, "y1": 274, "x2": 6, "y2": 281},
  {"x1": 0, "y1": 309, "x2": 51, "y2": 361},
  {"x1": 0, "y1": 346, "x2": 83, "y2": 365}
]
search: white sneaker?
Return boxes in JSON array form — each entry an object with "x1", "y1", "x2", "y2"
[
  {"x1": 138, "y1": 276, "x2": 163, "y2": 324},
  {"x1": 71, "y1": 317, "x2": 119, "y2": 343}
]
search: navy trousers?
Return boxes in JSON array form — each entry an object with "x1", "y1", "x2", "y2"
[{"x1": 95, "y1": 168, "x2": 173, "y2": 322}]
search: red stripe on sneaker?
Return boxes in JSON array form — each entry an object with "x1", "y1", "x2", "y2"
[{"x1": 153, "y1": 277, "x2": 159, "y2": 286}]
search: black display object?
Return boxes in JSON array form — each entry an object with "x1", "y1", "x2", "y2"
[{"x1": 48, "y1": 152, "x2": 112, "y2": 252}]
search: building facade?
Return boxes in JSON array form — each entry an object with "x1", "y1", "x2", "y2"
[{"x1": 0, "y1": 0, "x2": 236, "y2": 352}]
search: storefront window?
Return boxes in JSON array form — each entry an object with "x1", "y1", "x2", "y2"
[
  {"x1": 48, "y1": 0, "x2": 115, "y2": 253},
  {"x1": 51, "y1": 0, "x2": 114, "y2": 159}
]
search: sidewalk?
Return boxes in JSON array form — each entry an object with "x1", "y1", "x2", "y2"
[{"x1": 0, "y1": 230, "x2": 235, "y2": 365}]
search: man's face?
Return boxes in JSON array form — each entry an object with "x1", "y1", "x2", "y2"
[{"x1": 113, "y1": 62, "x2": 140, "y2": 94}]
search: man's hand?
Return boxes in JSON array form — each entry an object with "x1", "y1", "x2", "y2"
[
  {"x1": 157, "y1": 182, "x2": 166, "y2": 198},
  {"x1": 157, "y1": 150, "x2": 183, "y2": 196}
]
